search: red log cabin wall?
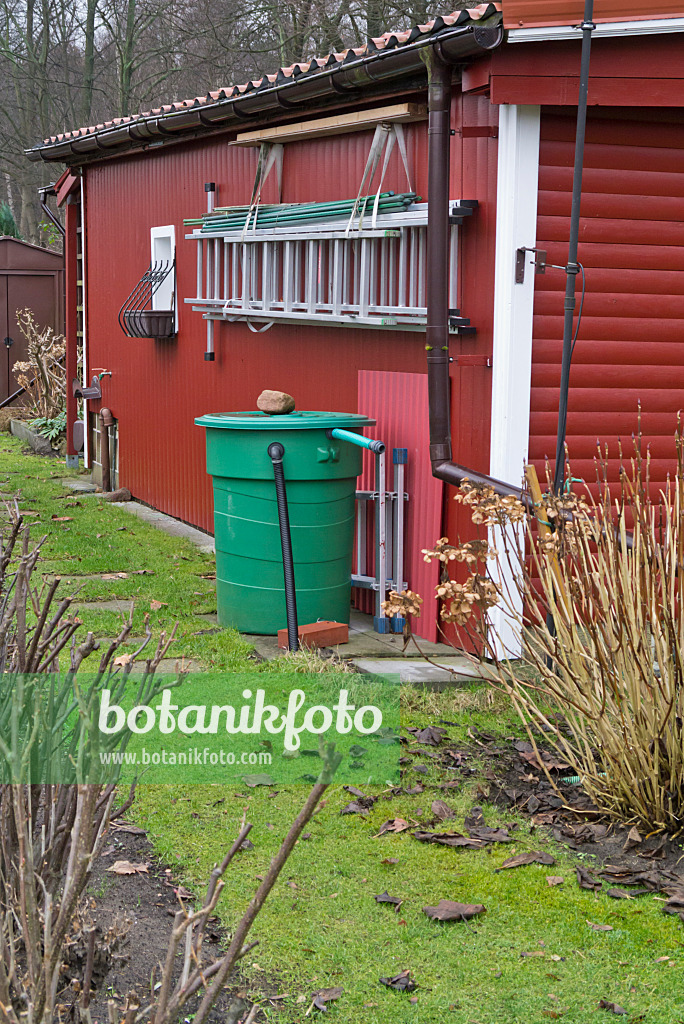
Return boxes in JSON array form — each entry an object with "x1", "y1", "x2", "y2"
[
  {"x1": 529, "y1": 106, "x2": 684, "y2": 494},
  {"x1": 82, "y1": 85, "x2": 499, "y2": 640}
]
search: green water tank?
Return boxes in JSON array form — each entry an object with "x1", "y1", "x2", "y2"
[{"x1": 195, "y1": 410, "x2": 375, "y2": 634}]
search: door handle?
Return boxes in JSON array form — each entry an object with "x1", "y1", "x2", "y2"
[{"x1": 3, "y1": 336, "x2": 13, "y2": 348}]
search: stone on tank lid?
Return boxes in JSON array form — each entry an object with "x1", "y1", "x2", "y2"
[{"x1": 256, "y1": 390, "x2": 296, "y2": 415}]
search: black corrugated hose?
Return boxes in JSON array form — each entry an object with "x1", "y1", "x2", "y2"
[{"x1": 268, "y1": 442, "x2": 299, "y2": 652}]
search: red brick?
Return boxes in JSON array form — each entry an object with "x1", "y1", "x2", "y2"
[{"x1": 277, "y1": 621, "x2": 349, "y2": 649}]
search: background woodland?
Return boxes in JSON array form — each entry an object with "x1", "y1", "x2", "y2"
[{"x1": 1, "y1": 0, "x2": 451, "y2": 243}]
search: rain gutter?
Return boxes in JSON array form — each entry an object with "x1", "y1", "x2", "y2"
[{"x1": 26, "y1": 15, "x2": 503, "y2": 164}]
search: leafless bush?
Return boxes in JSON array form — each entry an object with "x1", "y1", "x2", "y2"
[
  {"x1": 0, "y1": 503, "x2": 341, "y2": 1023},
  {"x1": 11, "y1": 309, "x2": 66, "y2": 420},
  {"x1": 0, "y1": 503, "x2": 182, "y2": 1024},
  {"x1": 396, "y1": 428, "x2": 684, "y2": 831}
]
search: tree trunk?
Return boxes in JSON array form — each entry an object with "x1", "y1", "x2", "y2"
[
  {"x1": 119, "y1": 0, "x2": 137, "y2": 115},
  {"x1": 20, "y1": 184, "x2": 39, "y2": 244},
  {"x1": 80, "y1": 0, "x2": 98, "y2": 125}
]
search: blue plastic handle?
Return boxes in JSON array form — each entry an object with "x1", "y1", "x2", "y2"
[{"x1": 328, "y1": 428, "x2": 385, "y2": 454}]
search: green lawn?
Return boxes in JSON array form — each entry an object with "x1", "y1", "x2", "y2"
[
  {"x1": 3, "y1": 432, "x2": 684, "y2": 1024},
  {"x1": 0, "y1": 433, "x2": 252, "y2": 669},
  {"x1": 135, "y1": 690, "x2": 684, "y2": 1024}
]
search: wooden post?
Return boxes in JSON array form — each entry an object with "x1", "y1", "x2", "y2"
[{"x1": 525, "y1": 463, "x2": 569, "y2": 613}]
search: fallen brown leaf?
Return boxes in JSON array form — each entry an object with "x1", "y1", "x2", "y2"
[
  {"x1": 623, "y1": 826, "x2": 641, "y2": 852},
  {"x1": 468, "y1": 826, "x2": 512, "y2": 843},
  {"x1": 309, "y1": 987, "x2": 343, "y2": 1013},
  {"x1": 587, "y1": 920, "x2": 614, "y2": 932},
  {"x1": 374, "y1": 891, "x2": 402, "y2": 909},
  {"x1": 406, "y1": 726, "x2": 448, "y2": 745},
  {"x1": 51, "y1": 515, "x2": 73, "y2": 522},
  {"x1": 431, "y1": 800, "x2": 456, "y2": 821},
  {"x1": 576, "y1": 865, "x2": 602, "y2": 891},
  {"x1": 423, "y1": 900, "x2": 486, "y2": 922},
  {"x1": 497, "y1": 851, "x2": 555, "y2": 871},
  {"x1": 598, "y1": 999, "x2": 627, "y2": 1014},
  {"x1": 107, "y1": 860, "x2": 149, "y2": 875},
  {"x1": 375, "y1": 818, "x2": 412, "y2": 837},
  {"x1": 546, "y1": 876, "x2": 565, "y2": 887},
  {"x1": 606, "y1": 887, "x2": 650, "y2": 900},
  {"x1": 379, "y1": 970, "x2": 416, "y2": 992},
  {"x1": 640, "y1": 842, "x2": 667, "y2": 860},
  {"x1": 413, "y1": 830, "x2": 486, "y2": 850}
]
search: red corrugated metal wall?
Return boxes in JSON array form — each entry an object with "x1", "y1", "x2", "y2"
[
  {"x1": 82, "y1": 87, "x2": 499, "y2": 635},
  {"x1": 530, "y1": 107, "x2": 684, "y2": 490},
  {"x1": 356, "y1": 370, "x2": 442, "y2": 642},
  {"x1": 84, "y1": 124, "x2": 429, "y2": 532}
]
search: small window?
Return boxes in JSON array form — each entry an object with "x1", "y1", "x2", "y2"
[
  {"x1": 118, "y1": 227, "x2": 177, "y2": 339},
  {"x1": 151, "y1": 225, "x2": 176, "y2": 323}
]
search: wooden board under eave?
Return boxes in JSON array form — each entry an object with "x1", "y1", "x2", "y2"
[{"x1": 503, "y1": 0, "x2": 684, "y2": 28}]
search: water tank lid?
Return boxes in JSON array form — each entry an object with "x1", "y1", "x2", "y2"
[{"x1": 195, "y1": 410, "x2": 375, "y2": 430}]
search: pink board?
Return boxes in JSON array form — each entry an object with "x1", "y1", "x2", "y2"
[{"x1": 355, "y1": 370, "x2": 443, "y2": 642}]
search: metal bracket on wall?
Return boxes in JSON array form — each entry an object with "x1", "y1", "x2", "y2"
[
  {"x1": 459, "y1": 126, "x2": 498, "y2": 139},
  {"x1": 454, "y1": 354, "x2": 492, "y2": 368},
  {"x1": 448, "y1": 307, "x2": 476, "y2": 334},
  {"x1": 515, "y1": 247, "x2": 547, "y2": 285}
]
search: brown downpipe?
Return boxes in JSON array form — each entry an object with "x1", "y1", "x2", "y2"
[
  {"x1": 99, "y1": 407, "x2": 114, "y2": 493},
  {"x1": 426, "y1": 55, "x2": 526, "y2": 504}
]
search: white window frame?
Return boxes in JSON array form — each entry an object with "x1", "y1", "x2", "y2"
[{"x1": 150, "y1": 224, "x2": 177, "y2": 331}]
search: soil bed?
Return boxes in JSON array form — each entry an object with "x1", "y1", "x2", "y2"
[
  {"x1": 86, "y1": 826, "x2": 257, "y2": 1024},
  {"x1": 407, "y1": 724, "x2": 684, "y2": 877}
]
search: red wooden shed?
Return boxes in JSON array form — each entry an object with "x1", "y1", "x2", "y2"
[
  {"x1": 0, "y1": 237, "x2": 64, "y2": 405},
  {"x1": 27, "y1": 2, "x2": 684, "y2": 643}
]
